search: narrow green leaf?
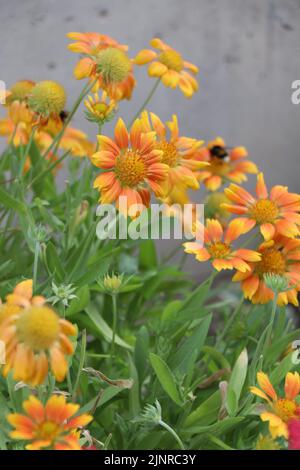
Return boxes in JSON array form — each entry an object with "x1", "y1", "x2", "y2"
[{"x1": 149, "y1": 353, "x2": 183, "y2": 406}]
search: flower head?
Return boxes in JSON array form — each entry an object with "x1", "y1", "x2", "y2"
[
  {"x1": 139, "y1": 111, "x2": 207, "y2": 202},
  {"x1": 250, "y1": 371, "x2": 300, "y2": 439},
  {"x1": 196, "y1": 137, "x2": 258, "y2": 191},
  {"x1": 223, "y1": 173, "x2": 300, "y2": 241},
  {"x1": 28, "y1": 81, "x2": 66, "y2": 119},
  {"x1": 233, "y1": 235, "x2": 300, "y2": 305},
  {"x1": 67, "y1": 32, "x2": 135, "y2": 101},
  {"x1": 134, "y1": 38, "x2": 198, "y2": 97},
  {"x1": 6, "y1": 80, "x2": 35, "y2": 105},
  {"x1": 0, "y1": 281, "x2": 76, "y2": 385},
  {"x1": 204, "y1": 192, "x2": 231, "y2": 226},
  {"x1": 0, "y1": 100, "x2": 34, "y2": 147},
  {"x1": 8, "y1": 394, "x2": 92, "y2": 450},
  {"x1": 91, "y1": 117, "x2": 168, "y2": 216},
  {"x1": 184, "y1": 218, "x2": 261, "y2": 272},
  {"x1": 84, "y1": 91, "x2": 116, "y2": 124},
  {"x1": 101, "y1": 273, "x2": 123, "y2": 294}
]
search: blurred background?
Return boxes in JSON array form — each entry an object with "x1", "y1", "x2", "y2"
[{"x1": 1, "y1": 0, "x2": 300, "y2": 275}]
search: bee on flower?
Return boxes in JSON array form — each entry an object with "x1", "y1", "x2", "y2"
[
  {"x1": 134, "y1": 38, "x2": 199, "y2": 98},
  {"x1": 250, "y1": 371, "x2": 300, "y2": 439},
  {"x1": 67, "y1": 32, "x2": 135, "y2": 101},
  {"x1": 223, "y1": 173, "x2": 300, "y2": 241},
  {"x1": 0, "y1": 279, "x2": 77, "y2": 386},
  {"x1": 183, "y1": 218, "x2": 261, "y2": 272},
  {"x1": 139, "y1": 111, "x2": 208, "y2": 204},
  {"x1": 195, "y1": 137, "x2": 258, "y2": 191},
  {"x1": 7, "y1": 394, "x2": 92, "y2": 450},
  {"x1": 233, "y1": 235, "x2": 300, "y2": 305},
  {"x1": 91, "y1": 117, "x2": 168, "y2": 217}
]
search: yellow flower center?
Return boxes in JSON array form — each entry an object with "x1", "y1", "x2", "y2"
[
  {"x1": 273, "y1": 398, "x2": 297, "y2": 422},
  {"x1": 36, "y1": 421, "x2": 62, "y2": 442},
  {"x1": 93, "y1": 102, "x2": 109, "y2": 117},
  {"x1": 159, "y1": 49, "x2": 184, "y2": 72},
  {"x1": 208, "y1": 241, "x2": 231, "y2": 259},
  {"x1": 156, "y1": 141, "x2": 178, "y2": 167},
  {"x1": 28, "y1": 81, "x2": 66, "y2": 117},
  {"x1": 115, "y1": 150, "x2": 147, "y2": 188},
  {"x1": 16, "y1": 306, "x2": 60, "y2": 351},
  {"x1": 255, "y1": 249, "x2": 286, "y2": 277},
  {"x1": 96, "y1": 47, "x2": 131, "y2": 84},
  {"x1": 249, "y1": 199, "x2": 279, "y2": 224}
]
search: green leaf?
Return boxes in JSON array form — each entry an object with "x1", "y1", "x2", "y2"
[
  {"x1": 171, "y1": 314, "x2": 212, "y2": 377},
  {"x1": 45, "y1": 242, "x2": 65, "y2": 282},
  {"x1": 85, "y1": 305, "x2": 133, "y2": 351},
  {"x1": 134, "y1": 326, "x2": 149, "y2": 384},
  {"x1": 66, "y1": 286, "x2": 90, "y2": 317},
  {"x1": 0, "y1": 186, "x2": 27, "y2": 215},
  {"x1": 226, "y1": 349, "x2": 248, "y2": 416},
  {"x1": 149, "y1": 353, "x2": 183, "y2": 406},
  {"x1": 270, "y1": 353, "x2": 295, "y2": 385},
  {"x1": 183, "y1": 391, "x2": 221, "y2": 428},
  {"x1": 139, "y1": 240, "x2": 157, "y2": 269}
]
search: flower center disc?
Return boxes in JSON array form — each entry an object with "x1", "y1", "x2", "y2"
[
  {"x1": 274, "y1": 399, "x2": 297, "y2": 422},
  {"x1": 37, "y1": 421, "x2": 61, "y2": 441},
  {"x1": 256, "y1": 249, "x2": 286, "y2": 277},
  {"x1": 96, "y1": 47, "x2": 131, "y2": 84},
  {"x1": 159, "y1": 49, "x2": 183, "y2": 72},
  {"x1": 249, "y1": 199, "x2": 279, "y2": 224},
  {"x1": 17, "y1": 306, "x2": 60, "y2": 350},
  {"x1": 156, "y1": 141, "x2": 178, "y2": 167},
  {"x1": 208, "y1": 241, "x2": 231, "y2": 259},
  {"x1": 115, "y1": 151, "x2": 146, "y2": 187}
]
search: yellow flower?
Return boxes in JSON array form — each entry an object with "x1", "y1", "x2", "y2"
[
  {"x1": 28, "y1": 81, "x2": 66, "y2": 119},
  {"x1": 250, "y1": 371, "x2": 300, "y2": 439},
  {"x1": 0, "y1": 280, "x2": 76, "y2": 385},
  {"x1": 134, "y1": 38, "x2": 199, "y2": 97},
  {"x1": 84, "y1": 91, "x2": 116, "y2": 124},
  {"x1": 8, "y1": 394, "x2": 92, "y2": 450},
  {"x1": 0, "y1": 100, "x2": 34, "y2": 147},
  {"x1": 256, "y1": 434, "x2": 280, "y2": 450}
]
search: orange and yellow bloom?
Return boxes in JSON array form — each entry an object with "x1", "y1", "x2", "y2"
[
  {"x1": 195, "y1": 137, "x2": 258, "y2": 191},
  {"x1": 233, "y1": 235, "x2": 300, "y2": 305},
  {"x1": 67, "y1": 32, "x2": 135, "y2": 101},
  {"x1": 91, "y1": 117, "x2": 168, "y2": 216},
  {"x1": 223, "y1": 173, "x2": 300, "y2": 241},
  {"x1": 184, "y1": 218, "x2": 260, "y2": 272},
  {"x1": 250, "y1": 371, "x2": 300, "y2": 439},
  {"x1": 0, "y1": 280, "x2": 77, "y2": 385},
  {"x1": 134, "y1": 38, "x2": 198, "y2": 97},
  {"x1": 139, "y1": 111, "x2": 208, "y2": 203},
  {"x1": 8, "y1": 394, "x2": 92, "y2": 450}
]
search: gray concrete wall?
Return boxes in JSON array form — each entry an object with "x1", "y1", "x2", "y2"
[{"x1": 1, "y1": 0, "x2": 300, "y2": 274}]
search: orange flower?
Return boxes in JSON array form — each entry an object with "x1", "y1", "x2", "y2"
[
  {"x1": 223, "y1": 173, "x2": 300, "y2": 241},
  {"x1": 139, "y1": 111, "x2": 208, "y2": 203},
  {"x1": 0, "y1": 100, "x2": 34, "y2": 146},
  {"x1": 233, "y1": 236, "x2": 300, "y2": 305},
  {"x1": 250, "y1": 371, "x2": 300, "y2": 439},
  {"x1": 134, "y1": 38, "x2": 198, "y2": 98},
  {"x1": 8, "y1": 394, "x2": 92, "y2": 450},
  {"x1": 0, "y1": 280, "x2": 76, "y2": 385},
  {"x1": 67, "y1": 32, "x2": 135, "y2": 101},
  {"x1": 195, "y1": 137, "x2": 258, "y2": 191},
  {"x1": 91, "y1": 117, "x2": 168, "y2": 216},
  {"x1": 184, "y1": 218, "x2": 260, "y2": 272}
]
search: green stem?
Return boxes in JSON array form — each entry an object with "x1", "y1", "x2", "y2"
[
  {"x1": 19, "y1": 127, "x2": 36, "y2": 177},
  {"x1": 264, "y1": 293, "x2": 278, "y2": 354},
  {"x1": 129, "y1": 78, "x2": 160, "y2": 126},
  {"x1": 159, "y1": 420, "x2": 185, "y2": 450},
  {"x1": 27, "y1": 149, "x2": 71, "y2": 190},
  {"x1": 216, "y1": 295, "x2": 244, "y2": 346},
  {"x1": 33, "y1": 241, "x2": 40, "y2": 293},
  {"x1": 111, "y1": 294, "x2": 118, "y2": 358},
  {"x1": 72, "y1": 330, "x2": 87, "y2": 401}
]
